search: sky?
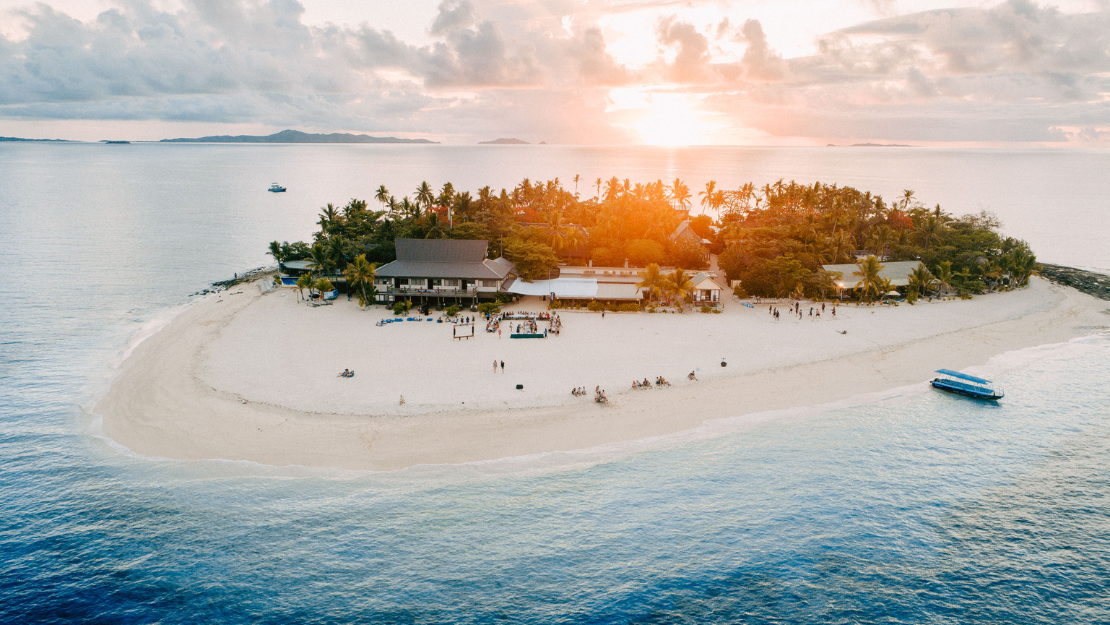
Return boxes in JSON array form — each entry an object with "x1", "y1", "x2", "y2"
[{"x1": 1, "y1": 0, "x2": 1108, "y2": 145}]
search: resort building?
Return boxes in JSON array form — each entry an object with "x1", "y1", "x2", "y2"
[
  {"x1": 670, "y1": 220, "x2": 711, "y2": 263},
  {"x1": 506, "y1": 261, "x2": 652, "y2": 304},
  {"x1": 373, "y1": 239, "x2": 516, "y2": 306},
  {"x1": 821, "y1": 260, "x2": 924, "y2": 297},
  {"x1": 508, "y1": 261, "x2": 729, "y2": 307},
  {"x1": 689, "y1": 272, "x2": 727, "y2": 308}
]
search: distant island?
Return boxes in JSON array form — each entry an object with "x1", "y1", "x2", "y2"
[
  {"x1": 827, "y1": 143, "x2": 915, "y2": 147},
  {"x1": 161, "y1": 129, "x2": 437, "y2": 144},
  {"x1": 479, "y1": 138, "x2": 529, "y2": 145},
  {"x1": 1, "y1": 136, "x2": 71, "y2": 142}
]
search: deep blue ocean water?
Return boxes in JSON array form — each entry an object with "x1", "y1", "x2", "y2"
[{"x1": 1, "y1": 143, "x2": 1109, "y2": 623}]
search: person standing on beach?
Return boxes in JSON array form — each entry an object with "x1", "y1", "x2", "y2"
[
  {"x1": 500, "y1": 360, "x2": 505, "y2": 373},
  {"x1": 493, "y1": 360, "x2": 497, "y2": 373}
]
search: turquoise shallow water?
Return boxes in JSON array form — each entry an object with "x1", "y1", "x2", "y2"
[{"x1": 1, "y1": 144, "x2": 1109, "y2": 622}]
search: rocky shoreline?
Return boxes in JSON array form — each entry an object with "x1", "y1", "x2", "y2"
[
  {"x1": 192, "y1": 265, "x2": 277, "y2": 296},
  {"x1": 1039, "y1": 264, "x2": 1110, "y2": 301}
]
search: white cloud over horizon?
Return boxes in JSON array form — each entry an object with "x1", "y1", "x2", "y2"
[{"x1": 0, "y1": 0, "x2": 1108, "y2": 145}]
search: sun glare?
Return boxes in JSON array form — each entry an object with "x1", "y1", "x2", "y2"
[{"x1": 632, "y1": 93, "x2": 720, "y2": 146}]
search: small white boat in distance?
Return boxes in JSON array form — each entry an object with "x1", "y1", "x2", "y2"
[{"x1": 268, "y1": 183, "x2": 287, "y2": 193}]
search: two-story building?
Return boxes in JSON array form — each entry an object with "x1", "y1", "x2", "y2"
[{"x1": 373, "y1": 239, "x2": 516, "y2": 306}]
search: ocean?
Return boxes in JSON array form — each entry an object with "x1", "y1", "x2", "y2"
[{"x1": 1, "y1": 143, "x2": 1108, "y2": 623}]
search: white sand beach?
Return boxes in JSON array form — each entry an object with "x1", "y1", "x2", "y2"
[{"x1": 96, "y1": 278, "x2": 1109, "y2": 470}]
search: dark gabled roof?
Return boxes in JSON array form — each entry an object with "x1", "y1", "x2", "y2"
[
  {"x1": 395, "y1": 238, "x2": 488, "y2": 263},
  {"x1": 376, "y1": 258, "x2": 515, "y2": 280}
]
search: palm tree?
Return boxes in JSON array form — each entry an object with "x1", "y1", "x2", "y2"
[
  {"x1": 637, "y1": 263, "x2": 664, "y2": 303},
  {"x1": 710, "y1": 190, "x2": 726, "y2": 218},
  {"x1": 539, "y1": 211, "x2": 571, "y2": 252},
  {"x1": 307, "y1": 243, "x2": 332, "y2": 276},
  {"x1": 670, "y1": 178, "x2": 691, "y2": 211},
  {"x1": 663, "y1": 268, "x2": 694, "y2": 309},
  {"x1": 295, "y1": 273, "x2": 314, "y2": 301},
  {"x1": 916, "y1": 215, "x2": 944, "y2": 249},
  {"x1": 900, "y1": 189, "x2": 915, "y2": 210},
  {"x1": 344, "y1": 254, "x2": 376, "y2": 306},
  {"x1": 415, "y1": 181, "x2": 434, "y2": 209},
  {"x1": 868, "y1": 224, "x2": 893, "y2": 260},
  {"x1": 595, "y1": 177, "x2": 602, "y2": 199},
  {"x1": 908, "y1": 264, "x2": 936, "y2": 297},
  {"x1": 699, "y1": 181, "x2": 717, "y2": 215},
  {"x1": 400, "y1": 197, "x2": 417, "y2": 218},
  {"x1": 315, "y1": 277, "x2": 334, "y2": 301},
  {"x1": 852, "y1": 255, "x2": 884, "y2": 301},
  {"x1": 934, "y1": 261, "x2": 954, "y2": 295},
  {"x1": 573, "y1": 174, "x2": 580, "y2": 197},
  {"x1": 375, "y1": 185, "x2": 390, "y2": 206},
  {"x1": 877, "y1": 276, "x2": 896, "y2": 299},
  {"x1": 268, "y1": 241, "x2": 284, "y2": 264}
]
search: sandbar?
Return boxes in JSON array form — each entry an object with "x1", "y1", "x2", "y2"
[{"x1": 95, "y1": 278, "x2": 1110, "y2": 470}]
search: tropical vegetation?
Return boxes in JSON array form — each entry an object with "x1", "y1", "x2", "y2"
[{"x1": 268, "y1": 177, "x2": 1035, "y2": 303}]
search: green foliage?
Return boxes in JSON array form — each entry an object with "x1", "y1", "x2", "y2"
[
  {"x1": 502, "y1": 237, "x2": 559, "y2": 281},
  {"x1": 626, "y1": 239, "x2": 665, "y2": 267},
  {"x1": 689, "y1": 214, "x2": 715, "y2": 239},
  {"x1": 267, "y1": 177, "x2": 1028, "y2": 309},
  {"x1": 393, "y1": 302, "x2": 407, "y2": 315},
  {"x1": 590, "y1": 247, "x2": 618, "y2": 267},
  {"x1": 344, "y1": 254, "x2": 377, "y2": 307},
  {"x1": 852, "y1": 256, "x2": 884, "y2": 301},
  {"x1": 618, "y1": 303, "x2": 640, "y2": 312},
  {"x1": 495, "y1": 292, "x2": 512, "y2": 303},
  {"x1": 670, "y1": 237, "x2": 709, "y2": 270},
  {"x1": 637, "y1": 263, "x2": 664, "y2": 303},
  {"x1": 477, "y1": 302, "x2": 501, "y2": 315},
  {"x1": 445, "y1": 305, "x2": 460, "y2": 317},
  {"x1": 295, "y1": 273, "x2": 314, "y2": 299},
  {"x1": 587, "y1": 300, "x2": 604, "y2": 312},
  {"x1": 732, "y1": 284, "x2": 748, "y2": 299}
]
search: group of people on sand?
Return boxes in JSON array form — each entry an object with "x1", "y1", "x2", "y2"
[
  {"x1": 486, "y1": 311, "x2": 561, "y2": 336},
  {"x1": 768, "y1": 301, "x2": 836, "y2": 321},
  {"x1": 571, "y1": 386, "x2": 608, "y2": 404},
  {"x1": 338, "y1": 369, "x2": 355, "y2": 378},
  {"x1": 632, "y1": 376, "x2": 672, "y2": 390}
]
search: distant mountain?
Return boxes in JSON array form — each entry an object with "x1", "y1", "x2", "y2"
[
  {"x1": 161, "y1": 129, "x2": 437, "y2": 144},
  {"x1": 1, "y1": 136, "x2": 71, "y2": 142},
  {"x1": 479, "y1": 138, "x2": 529, "y2": 145}
]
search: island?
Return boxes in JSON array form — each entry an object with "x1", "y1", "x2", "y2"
[
  {"x1": 1, "y1": 136, "x2": 72, "y2": 142},
  {"x1": 161, "y1": 129, "x2": 438, "y2": 144},
  {"x1": 96, "y1": 178, "x2": 1110, "y2": 471}
]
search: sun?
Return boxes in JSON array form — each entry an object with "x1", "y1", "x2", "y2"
[{"x1": 633, "y1": 93, "x2": 719, "y2": 146}]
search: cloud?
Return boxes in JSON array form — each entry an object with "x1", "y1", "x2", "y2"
[
  {"x1": 655, "y1": 17, "x2": 714, "y2": 83},
  {"x1": 1, "y1": 0, "x2": 1109, "y2": 145},
  {"x1": 737, "y1": 19, "x2": 786, "y2": 81}
]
